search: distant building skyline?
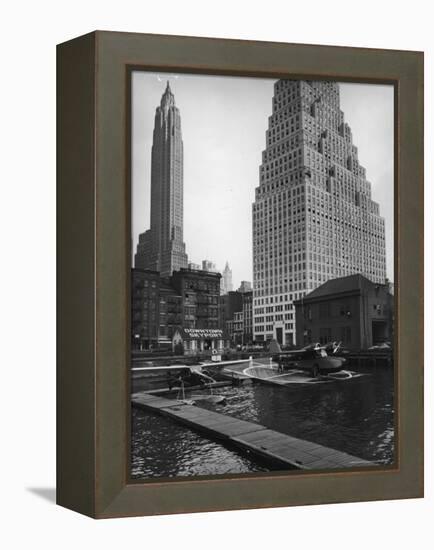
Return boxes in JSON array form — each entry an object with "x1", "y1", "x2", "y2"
[{"x1": 132, "y1": 73, "x2": 393, "y2": 288}]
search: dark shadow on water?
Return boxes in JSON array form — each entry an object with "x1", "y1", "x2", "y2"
[{"x1": 27, "y1": 487, "x2": 56, "y2": 504}]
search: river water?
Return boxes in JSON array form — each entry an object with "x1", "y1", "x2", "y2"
[{"x1": 131, "y1": 364, "x2": 394, "y2": 479}]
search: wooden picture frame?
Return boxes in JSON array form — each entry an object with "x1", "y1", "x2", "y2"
[{"x1": 57, "y1": 31, "x2": 423, "y2": 518}]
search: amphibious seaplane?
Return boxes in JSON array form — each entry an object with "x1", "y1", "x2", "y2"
[
  {"x1": 243, "y1": 340, "x2": 362, "y2": 387},
  {"x1": 132, "y1": 356, "x2": 253, "y2": 405},
  {"x1": 270, "y1": 340, "x2": 346, "y2": 378},
  {"x1": 131, "y1": 362, "x2": 227, "y2": 405}
]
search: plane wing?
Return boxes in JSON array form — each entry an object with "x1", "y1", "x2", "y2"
[
  {"x1": 132, "y1": 365, "x2": 195, "y2": 372},
  {"x1": 274, "y1": 349, "x2": 309, "y2": 356}
]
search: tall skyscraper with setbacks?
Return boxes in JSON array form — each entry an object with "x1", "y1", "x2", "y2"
[
  {"x1": 252, "y1": 80, "x2": 387, "y2": 346},
  {"x1": 135, "y1": 81, "x2": 188, "y2": 276},
  {"x1": 221, "y1": 261, "x2": 233, "y2": 295}
]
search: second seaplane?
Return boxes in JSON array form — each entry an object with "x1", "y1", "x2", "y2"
[{"x1": 131, "y1": 362, "x2": 230, "y2": 406}]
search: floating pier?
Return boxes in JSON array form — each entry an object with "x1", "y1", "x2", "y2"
[{"x1": 132, "y1": 392, "x2": 374, "y2": 471}]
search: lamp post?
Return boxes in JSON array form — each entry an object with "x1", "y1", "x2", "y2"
[{"x1": 134, "y1": 333, "x2": 141, "y2": 351}]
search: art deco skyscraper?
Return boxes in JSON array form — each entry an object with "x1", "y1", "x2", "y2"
[
  {"x1": 220, "y1": 261, "x2": 233, "y2": 295},
  {"x1": 252, "y1": 80, "x2": 387, "y2": 345},
  {"x1": 135, "y1": 81, "x2": 188, "y2": 276}
]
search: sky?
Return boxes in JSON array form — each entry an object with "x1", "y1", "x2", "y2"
[{"x1": 131, "y1": 73, "x2": 394, "y2": 286}]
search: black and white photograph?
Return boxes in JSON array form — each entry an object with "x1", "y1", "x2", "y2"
[
  {"x1": 3, "y1": 0, "x2": 429, "y2": 539},
  {"x1": 130, "y1": 72, "x2": 395, "y2": 479}
]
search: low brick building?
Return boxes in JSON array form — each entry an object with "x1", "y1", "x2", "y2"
[
  {"x1": 294, "y1": 274, "x2": 393, "y2": 350},
  {"x1": 227, "y1": 311, "x2": 244, "y2": 345},
  {"x1": 131, "y1": 269, "x2": 169, "y2": 350},
  {"x1": 171, "y1": 268, "x2": 221, "y2": 330},
  {"x1": 219, "y1": 291, "x2": 243, "y2": 331},
  {"x1": 220, "y1": 290, "x2": 253, "y2": 346},
  {"x1": 132, "y1": 267, "x2": 221, "y2": 351},
  {"x1": 242, "y1": 291, "x2": 253, "y2": 345}
]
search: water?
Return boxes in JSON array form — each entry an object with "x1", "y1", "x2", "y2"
[
  {"x1": 131, "y1": 364, "x2": 394, "y2": 479},
  {"x1": 131, "y1": 408, "x2": 269, "y2": 478}
]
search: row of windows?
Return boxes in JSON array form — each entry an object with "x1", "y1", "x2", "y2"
[{"x1": 254, "y1": 323, "x2": 294, "y2": 333}]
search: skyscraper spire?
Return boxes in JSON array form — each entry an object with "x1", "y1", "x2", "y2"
[
  {"x1": 160, "y1": 80, "x2": 175, "y2": 109},
  {"x1": 135, "y1": 82, "x2": 188, "y2": 276}
]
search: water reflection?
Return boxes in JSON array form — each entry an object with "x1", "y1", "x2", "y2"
[
  {"x1": 131, "y1": 365, "x2": 394, "y2": 479},
  {"x1": 131, "y1": 408, "x2": 269, "y2": 479}
]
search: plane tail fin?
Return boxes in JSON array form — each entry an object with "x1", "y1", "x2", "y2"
[{"x1": 269, "y1": 339, "x2": 282, "y2": 354}]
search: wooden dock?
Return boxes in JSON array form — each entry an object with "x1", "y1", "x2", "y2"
[{"x1": 132, "y1": 392, "x2": 374, "y2": 471}]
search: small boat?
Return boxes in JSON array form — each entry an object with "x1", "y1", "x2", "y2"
[{"x1": 189, "y1": 394, "x2": 226, "y2": 405}]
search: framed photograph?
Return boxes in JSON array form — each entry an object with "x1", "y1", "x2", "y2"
[{"x1": 57, "y1": 31, "x2": 423, "y2": 518}]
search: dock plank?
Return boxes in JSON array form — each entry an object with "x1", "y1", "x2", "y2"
[{"x1": 132, "y1": 392, "x2": 375, "y2": 471}]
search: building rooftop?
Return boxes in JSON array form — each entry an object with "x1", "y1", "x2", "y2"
[
  {"x1": 177, "y1": 267, "x2": 221, "y2": 278},
  {"x1": 298, "y1": 274, "x2": 384, "y2": 302}
]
